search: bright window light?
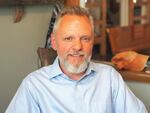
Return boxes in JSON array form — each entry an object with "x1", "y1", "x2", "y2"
[{"x1": 133, "y1": 0, "x2": 137, "y2": 3}]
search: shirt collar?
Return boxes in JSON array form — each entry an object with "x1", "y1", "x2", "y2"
[
  {"x1": 86, "y1": 61, "x2": 96, "y2": 74},
  {"x1": 48, "y1": 57, "x2": 63, "y2": 79},
  {"x1": 48, "y1": 57, "x2": 96, "y2": 79}
]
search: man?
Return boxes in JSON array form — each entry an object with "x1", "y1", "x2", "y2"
[{"x1": 5, "y1": 6, "x2": 148, "y2": 113}]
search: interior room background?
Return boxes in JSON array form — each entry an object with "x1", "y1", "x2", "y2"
[{"x1": 0, "y1": 1, "x2": 150, "y2": 113}]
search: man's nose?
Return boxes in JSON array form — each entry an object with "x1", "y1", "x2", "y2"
[{"x1": 73, "y1": 39, "x2": 82, "y2": 50}]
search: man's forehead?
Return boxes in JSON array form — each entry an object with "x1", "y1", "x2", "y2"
[{"x1": 60, "y1": 14, "x2": 90, "y2": 22}]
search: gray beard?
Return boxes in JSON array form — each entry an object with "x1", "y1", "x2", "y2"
[{"x1": 58, "y1": 55, "x2": 91, "y2": 74}]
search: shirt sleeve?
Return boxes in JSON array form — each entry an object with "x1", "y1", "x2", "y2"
[
  {"x1": 5, "y1": 79, "x2": 41, "y2": 113},
  {"x1": 111, "y1": 68, "x2": 148, "y2": 113}
]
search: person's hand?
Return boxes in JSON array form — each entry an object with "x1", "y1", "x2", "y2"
[{"x1": 111, "y1": 51, "x2": 149, "y2": 71}]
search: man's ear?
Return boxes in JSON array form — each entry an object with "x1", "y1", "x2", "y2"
[{"x1": 51, "y1": 33, "x2": 57, "y2": 51}]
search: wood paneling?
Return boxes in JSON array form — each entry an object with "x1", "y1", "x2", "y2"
[
  {"x1": 108, "y1": 24, "x2": 150, "y2": 54},
  {"x1": 65, "y1": 0, "x2": 79, "y2": 6}
]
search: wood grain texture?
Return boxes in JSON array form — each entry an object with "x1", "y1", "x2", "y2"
[
  {"x1": 0, "y1": 0, "x2": 63, "y2": 5},
  {"x1": 108, "y1": 24, "x2": 150, "y2": 54}
]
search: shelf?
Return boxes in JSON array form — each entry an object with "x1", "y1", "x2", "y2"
[
  {"x1": 129, "y1": 0, "x2": 150, "y2": 25},
  {"x1": 134, "y1": 15, "x2": 147, "y2": 20},
  {"x1": 0, "y1": 0, "x2": 63, "y2": 6},
  {"x1": 135, "y1": 1, "x2": 149, "y2": 6}
]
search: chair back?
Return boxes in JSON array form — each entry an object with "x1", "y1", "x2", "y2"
[
  {"x1": 108, "y1": 24, "x2": 150, "y2": 54},
  {"x1": 37, "y1": 47, "x2": 57, "y2": 67}
]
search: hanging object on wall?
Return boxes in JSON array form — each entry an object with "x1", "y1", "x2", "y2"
[{"x1": 0, "y1": 0, "x2": 64, "y2": 23}]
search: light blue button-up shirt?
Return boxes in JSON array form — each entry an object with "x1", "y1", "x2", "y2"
[{"x1": 5, "y1": 58, "x2": 148, "y2": 113}]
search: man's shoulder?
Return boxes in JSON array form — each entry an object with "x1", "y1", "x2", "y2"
[
  {"x1": 90, "y1": 60, "x2": 114, "y2": 71},
  {"x1": 90, "y1": 61, "x2": 120, "y2": 77},
  {"x1": 90, "y1": 61, "x2": 122, "y2": 83},
  {"x1": 24, "y1": 65, "x2": 53, "y2": 82}
]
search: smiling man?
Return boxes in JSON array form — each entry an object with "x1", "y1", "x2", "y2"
[
  {"x1": 51, "y1": 10, "x2": 94, "y2": 80},
  {"x1": 5, "y1": 6, "x2": 148, "y2": 113}
]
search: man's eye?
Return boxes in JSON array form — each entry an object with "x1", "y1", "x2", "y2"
[
  {"x1": 81, "y1": 37, "x2": 91, "y2": 42},
  {"x1": 64, "y1": 37, "x2": 73, "y2": 41}
]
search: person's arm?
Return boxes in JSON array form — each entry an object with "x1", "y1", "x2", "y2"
[
  {"x1": 111, "y1": 68, "x2": 148, "y2": 113},
  {"x1": 5, "y1": 79, "x2": 40, "y2": 113}
]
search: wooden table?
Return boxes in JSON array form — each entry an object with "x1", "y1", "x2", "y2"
[{"x1": 120, "y1": 70, "x2": 150, "y2": 83}]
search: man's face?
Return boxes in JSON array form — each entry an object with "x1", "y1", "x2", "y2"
[{"x1": 51, "y1": 15, "x2": 94, "y2": 74}]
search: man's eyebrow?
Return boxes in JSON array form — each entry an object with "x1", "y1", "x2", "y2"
[{"x1": 80, "y1": 35, "x2": 92, "y2": 38}]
